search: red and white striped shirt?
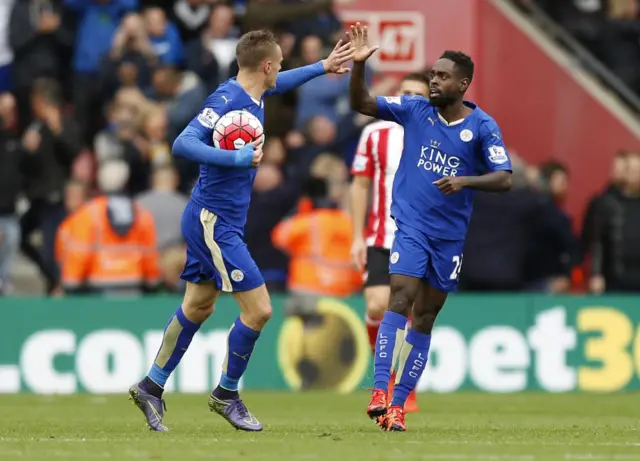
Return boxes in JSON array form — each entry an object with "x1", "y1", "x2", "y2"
[{"x1": 350, "y1": 120, "x2": 403, "y2": 250}]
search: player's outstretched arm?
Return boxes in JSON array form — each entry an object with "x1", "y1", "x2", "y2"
[
  {"x1": 348, "y1": 23, "x2": 379, "y2": 116},
  {"x1": 265, "y1": 39, "x2": 353, "y2": 96},
  {"x1": 173, "y1": 125, "x2": 259, "y2": 168},
  {"x1": 433, "y1": 171, "x2": 512, "y2": 195}
]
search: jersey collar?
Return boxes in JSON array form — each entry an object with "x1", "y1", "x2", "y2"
[
  {"x1": 435, "y1": 100, "x2": 477, "y2": 126},
  {"x1": 229, "y1": 78, "x2": 263, "y2": 106}
]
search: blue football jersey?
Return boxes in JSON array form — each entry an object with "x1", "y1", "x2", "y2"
[
  {"x1": 187, "y1": 79, "x2": 265, "y2": 231},
  {"x1": 376, "y1": 95, "x2": 512, "y2": 241}
]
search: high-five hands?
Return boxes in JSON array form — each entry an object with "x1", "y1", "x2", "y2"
[
  {"x1": 347, "y1": 22, "x2": 380, "y2": 63},
  {"x1": 322, "y1": 38, "x2": 355, "y2": 74}
]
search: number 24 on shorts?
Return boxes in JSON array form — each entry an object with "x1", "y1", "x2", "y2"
[{"x1": 450, "y1": 255, "x2": 463, "y2": 280}]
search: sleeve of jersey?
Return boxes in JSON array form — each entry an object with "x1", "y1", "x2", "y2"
[
  {"x1": 478, "y1": 120, "x2": 513, "y2": 172},
  {"x1": 172, "y1": 94, "x2": 244, "y2": 167},
  {"x1": 350, "y1": 128, "x2": 374, "y2": 178},
  {"x1": 264, "y1": 61, "x2": 326, "y2": 96},
  {"x1": 375, "y1": 95, "x2": 413, "y2": 124}
]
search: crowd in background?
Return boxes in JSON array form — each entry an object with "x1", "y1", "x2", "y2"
[
  {"x1": 0, "y1": 0, "x2": 638, "y2": 297},
  {"x1": 519, "y1": 0, "x2": 640, "y2": 96}
]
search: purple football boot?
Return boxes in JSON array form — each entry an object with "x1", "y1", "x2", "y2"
[
  {"x1": 208, "y1": 393, "x2": 263, "y2": 432},
  {"x1": 128, "y1": 383, "x2": 168, "y2": 432}
]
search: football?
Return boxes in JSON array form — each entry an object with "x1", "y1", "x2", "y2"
[{"x1": 212, "y1": 110, "x2": 265, "y2": 150}]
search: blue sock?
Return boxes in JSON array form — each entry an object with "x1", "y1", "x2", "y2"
[
  {"x1": 219, "y1": 317, "x2": 261, "y2": 391},
  {"x1": 391, "y1": 329, "x2": 431, "y2": 407},
  {"x1": 373, "y1": 311, "x2": 408, "y2": 392},
  {"x1": 147, "y1": 306, "x2": 200, "y2": 387}
]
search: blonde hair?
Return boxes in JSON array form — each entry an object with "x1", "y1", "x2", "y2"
[{"x1": 310, "y1": 153, "x2": 347, "y2": 180}]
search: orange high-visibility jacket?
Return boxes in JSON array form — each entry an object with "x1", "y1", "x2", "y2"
[
  {"x1": 56, "y1": 195, "x2": 161, "y2": 292},
  {"x1": 272, "y1": 205, "x2": 361, "y2": 297}
]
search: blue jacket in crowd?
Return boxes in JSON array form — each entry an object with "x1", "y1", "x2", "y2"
[{"x1": 65, "y1": 0, "x2": 138, "y2": 74}]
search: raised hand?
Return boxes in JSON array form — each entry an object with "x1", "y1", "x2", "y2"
[
  {"x1": 348, "y1": 22, "x2": 379, "y2": 63},
  {"x1": 322, "y1": 37, "x2": 355, "y2": 74}
]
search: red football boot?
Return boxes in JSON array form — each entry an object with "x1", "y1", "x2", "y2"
[
  {"x1": 382, "y1": 405, "x2": 406, "y2": 432},
  {"x1": 366, "y1": 389, "x2": 388, "y2": 421}
]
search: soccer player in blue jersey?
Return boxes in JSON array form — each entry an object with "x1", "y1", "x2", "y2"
[
  {"x1": 348, "y1": 23, "x2": 513, "y2": 431},
  {"x1": 128, "y1": 30, "x2": 353, "y2": 432}
]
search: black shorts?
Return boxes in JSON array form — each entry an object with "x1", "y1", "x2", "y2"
[{"x1": 364, "y1": 246, "x2": 390, "y2": 288}]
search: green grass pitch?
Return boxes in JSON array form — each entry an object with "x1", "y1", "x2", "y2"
[{"x1": 0, "y1": 392, "x2": 639, "y2": 461}]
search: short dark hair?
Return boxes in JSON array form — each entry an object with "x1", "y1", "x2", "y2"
[
  {"x1": 154, "y1": 66, "x2": 180, "y2": 84},
  {"x1": 302, "y1": 176, "x2": 328, "y2": 199},
  {"x1": 32, "y1": 78, "x2": 63, "y2": 106},
  {"x1": 540, "y1": 160, "x2": 569, "y2": 179},
  {"x1": 236, "y1": 30, "x2": 278, "y2": 69},
  {"x1": 402, "y1": 72, "x2": 429, "y2": 86},
  {"x1": 439, "y1": 50, "x2": 474, "y2": 82}
]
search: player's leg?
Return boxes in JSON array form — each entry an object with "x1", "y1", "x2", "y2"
[
  {"x1": 367, "y1": 227, "x2": 426, "y2": 420},
  {"x1": 129, "y1": 282, "x2": 219, "y2": 431},
  {"x1": 363, "y1": 246, "x2": 418, "y2": 412},
  {"x1": 383, "y1": 282, "x2": 445, "y2": 431},
  {"x1": 383, "y1": 237, "x2": 462, "y2": 431},
  {"x1": 363, "y1": 247, "x2": 391, "y2": 352},
  {"x1": 129, "y1": 201, "x2": 221, "y2": 431},
  {"x1": 206, "y1": 226, "x2": 270, "y2": 432}
]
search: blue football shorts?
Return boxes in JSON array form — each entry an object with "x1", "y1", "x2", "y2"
[
  {"x1": 180, "y1": 201, "x2": 264, "y2": 292},
  {"x1": 389, "y1": 224, "x2": 465, "y2": 293}
]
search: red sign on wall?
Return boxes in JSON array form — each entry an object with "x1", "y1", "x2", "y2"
[{"x1": 341, "y1": 11, "x2": 425, "y2": 72}]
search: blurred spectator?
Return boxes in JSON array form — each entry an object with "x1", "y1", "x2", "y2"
[
  {"x1": 588, "y1": 152, "x2": 640, "y2": 293},
  {"x1": 186, "y1": 4, "x2": 239, "y2": 94},
  {"x1": 284, "y1": 0, "x2": 343, "y2": 46},
  {"x1": 540, "y1": 161, "x2": 570, "y2": 206},
  {"x1": 262, "y1": 137, "x2": 286, "y2": 166},
  {"x1": 243, "y1": 0, "x2": 338, "y2": 34},
  {"x1": 141, "y1": 110, "x2": 172, "y2": 167},
  {"x1": 308, "y1": 151, "x2": 349, "y2": 209},
  {"x1": 0, "y1": 93, "x2": 22, "y2": 294},
  {"x1": 294, "y1": 36, "x2": 371, "y2": 158},
  {"x1": 524, "y1": 161, "x2": 578, "y2": 293},
  {"x1": 100, "y1": 13, "x2": 157, "y2": 101},
  {"x1": 0, "y1": 0, "x2": 15, "y2": 93},
  {"x1": 66, "y1": 0, "x2": 138, "y2": 146},
  {"x1": 243, "y1": 0, "x2": 349, "y2": 138},
  {"x1": 148, "y1": 66, "x2": 206, "y2": 140},
  {"x1": 528, "y1": 0, "x2": 640, "y2": 94},
  {"x1": 306, "y1": 115, "x2": 337, "y2": 148},
  {"x1": 9, "y1": 0, "x2": 73, "y2": 132},
  {"x1": 52, "y1": 178, "x2": 90, "y2": 295},
  {"x1": 295, "y1": 35, "x2": 349, "y2": 129},
  {"x1": 530, "y1": 0, "x2": 609, "y2": 61},
  {"x1": 461, "y1": 155, "x2": 575, "y2": 293},
  {"x1": 57, "y1": 159, "x2": 161, "y2": 296},
  {"x1": 144, "y1": 7, "x2": 185, "y2": 66},
  {"x1": 245, "y1": 140, "x2": 315, "y2": 292},
  {"x1": 262, "y1": 34, "x2": 297, "y2": 137},
  {"x1": 172, "y1": 0, "x2": 215, "y2": 43},
  {"x1": 20, "y1": 78, "x2": 80, "y2": 295},
  {"x1": 63, "y1": 178, "x2": 90, "y2": 215},
  {"x1": 137, "y1": 165, "x2": 187, "y2": 292},
  {"x1": 272, "y1": 176, "x2": 361, "y2": 306},
  {"x1": 94, "y1": 100, "x2": 150, "y2": 195},
  {"x1": 582, "y1": 150, "x2": 628, "y2": 254},
  {"x1": 137, "y1": 165, "x2": 188, "y2": 251}
]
